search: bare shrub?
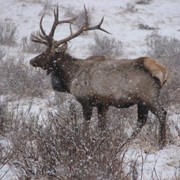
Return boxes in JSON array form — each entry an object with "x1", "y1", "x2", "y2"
[
  {"x1": 21, "y1": 36, "x2": 46, "y2": 53},
  {"x1": 0, "y1": 20, "x2": 17, "y2": 46},
  {"x1": 6, "y1": 109, "x2": 139, "y2": 179},
  {"x1": 0, "y1": 144, "x2": 13, "y2": 179},
  {"x1": 136, "y1": 0, "x2": 152, "y2": 5},
  {"x1": 147, "y1": 33, "x2": 180, "y2": 59},
  {"x1": 75, "y1": 8, "x2": 92, "y2": 28},
  {"x1": 63, "y1": 5, "x2": 74, "y2": 17},
  {"x1": 125, "y1": 3, "x2": 138, "y2": 13},
  {"x1": 0, "y1": 48, "x2": 5, "y2": 59},
  {"x1": 0, "y1": 100, "x2": 11, "y2": 134},
  {"x1": 0, "y1": 57, "x2": 50, "y2": 97},
  {"x1": 138, "y1": 23, "x2": 156, "y2": 30},
  {"x1": 89, "y1": 33, "x2": 123, "y2": 58},
  {"x1": 38, "y1": 0, "x2": 54, "y2": 16},
  {"x1": 146, "y1": 33, "x2": 180, "y2": 105},
  {"x1": 64, "y1": 5, "x2": 92, "y2": 29},
  {"x1": 18, "y1": 0, "x2": 51, "y2": 4}
]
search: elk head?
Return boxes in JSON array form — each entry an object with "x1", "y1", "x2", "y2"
[{"x1": 30, "y1": 5, "x2": 110, "y2": 74}]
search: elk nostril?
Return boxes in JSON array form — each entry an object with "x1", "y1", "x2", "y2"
[{"x1": 30, "y1": 59, "x2": 36, "y2": 66}]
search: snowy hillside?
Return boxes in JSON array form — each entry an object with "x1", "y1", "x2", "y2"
[
  {"x1": 1, "y1": 0, "x2": 180, "y2": 58},
  {"x1": 0, "y1": 0, "x2": 180, "y2": 179}
]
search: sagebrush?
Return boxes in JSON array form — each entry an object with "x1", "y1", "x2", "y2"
[
  {"x1": 0, "y1": 20, "x2": 17, "y2": 46},
  {"x1": 0, "y1": 56, "x2": 50, "y2": 97},
  {"x1": 2, "y1": 108, "x2": 138, "y2": 180},
  {"x1": 146, "y1": 33, "x2": 180, "y2": 105},
  {"x1": 89, "y1": 33, "x2": 123, "y2": 58}
]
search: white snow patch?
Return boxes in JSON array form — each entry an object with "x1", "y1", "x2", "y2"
[{"x1": 0, "y1": 0, "x2": 180, "y2": 179}]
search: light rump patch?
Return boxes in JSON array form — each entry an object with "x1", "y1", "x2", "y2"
[{"x1": 143, "y1": 57, "x2": 168, "y2": 86}]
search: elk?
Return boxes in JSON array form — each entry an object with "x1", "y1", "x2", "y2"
[{"x1": 30, "y1": 6, "x2": 168, "y2": 148}]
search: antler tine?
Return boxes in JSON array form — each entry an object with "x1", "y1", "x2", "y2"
[
  {"x1": 54, "y1": 5, "x2": 59, "y2": 21},
  {"x1": 84, "y1": 17, "x2": 111, "y2": 34},
  {"x1": 48, "y1": 5, "x2": 77, "y2": 40},
  {"x1": 55, "y1": 6, "x2": 110, "y2": 46},
  {"x1": 55, "y1": 5, "x2": 91, "y2": 46},
  {"x1": 30, "y1": 13, "x2": 49, "y2": 46},
  {"x1": 40, "y1": 14, "x2": 49, "y2": 38},
  {"x1": 83, "y1": 5, "x2": 89, "y2": 28},
  {"x1": 31, "y1": 32, "x2": 48, "y2": 46},
  {"x1": 47, "y1": 5, "x2": 59, "y2": 40}
]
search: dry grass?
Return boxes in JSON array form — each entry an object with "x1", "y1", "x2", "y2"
[
  {"x1": 0, "y1": 86, "x2": 178, "y2": 179},
  {"x1": 21, "y1": 36, "x2": 46, "y2": 54},
  {"x1": 89, "y1": 33, "x2": 123, "y2": 58},
  {"x1": 64, "y1": 5, "x2": 93, "y2": 31},
  {"x1": 0, "y1": 56, "x2": 50, "y2": 97},
  {"x1": 0, "y1": 20, "x2": 17, "y2": 46},
  {"x1": 136, "y1": 0, "x2": 152, "y2": 5},
  {"x1": 146, "y1": 33, "x2": 180, "y2": 106},
  {"x1": 125, "y1": 3, "x2": 138, "y2": 13},
  {"x1": 0, "y1": 104, "x2": 140, "y2": 180},
  {"x1": 0, "y1": 48, "x2": 5, "y2": 59}
]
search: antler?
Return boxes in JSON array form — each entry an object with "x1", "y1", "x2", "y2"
[
  {"x1": 31, "y1": 5, "x2": 110, "y2": 47},
  {"x1": 31, "y1": 5, "x2": 76, "y2": 47},
  {"x1": 55, "y1": 5, "x2": 110, "y2": 46}
]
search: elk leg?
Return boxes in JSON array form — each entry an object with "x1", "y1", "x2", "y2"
[
  {"x1": 149, "y1": 102, "x2": 167, "y2": 148},
  {"x1": 131, "y1": 103, "x2": 148, "y2": 138},
  {"x1": 97, "y1": 105, "x2": 108, "y2": 131},
  {"x1": 82, "y1": 103, "x2": 92, "y2": 132}
]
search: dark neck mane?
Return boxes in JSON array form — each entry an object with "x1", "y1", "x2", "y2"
[
  {"x1": 63, "y1": 52, "x2": 79, "y2": 62},
  {"x1": 51, "y1": 52, "x2": 80, "y2": 92}
]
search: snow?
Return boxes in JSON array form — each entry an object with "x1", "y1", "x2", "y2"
[
  {"x1": 1, "y1": 0, "x2": 180, "y2": 59},
  {"x1": 0, "y1": 0, "x2": 180, "y2": 179},
  {"x1": 124, "y1": 144, "x2": 180, "y2": 179}
]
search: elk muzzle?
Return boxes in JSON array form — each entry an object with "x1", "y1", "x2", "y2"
[{"x1": 30, "y1": 58, "x2": 38, "y2": 67}]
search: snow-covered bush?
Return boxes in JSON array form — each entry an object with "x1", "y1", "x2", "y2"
[
  {"x1": 0, "y1": 57, "x2": 50, "y2": 97},
  {"x1": 147, "y1": 33, "x2": 180, "y2": 105},
  {"x1": 0, "y1": 101, "x2": 9, "y2": 134},
  {"x1": 125, "y1": 3, "x2": 138, "y2": 13},
  {"x1": 136, "y1": 0, "x2": 152, "y2": 5},
  {"x1": 64, "y1": 5, "x2": 93, "y2": 30},
  {"x1": 89, "y1": 33, "x2": 123, "y2": 58},
  {"x1": 38, "y1": 0, "x2": 54, "y2": 16},
  {"x1": 6, "y1": 110, "x2": 138, "y2": 179},
  {"x1": 21, "y1": 36, "x2": 45, "y2": 54},
  {"x1": 0, "y1": 48, "x2": 5, "y2": 60},
  {"x1": 147, "y1": 33, "x2": 180, "y2": 59},
  {"x1": 0, "y1": 20, "x2": 17, "y2": 46}
]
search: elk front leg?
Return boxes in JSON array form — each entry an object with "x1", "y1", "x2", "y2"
[
  {"x1": 131, "y1": 103, "x2": 148, "y2": 138},
  {"x1": 97, "y1": 105, "x2": 108, "y2": 131},
  {"x1": 82, "y1": 103, "x2": 92, "y2": 132}
]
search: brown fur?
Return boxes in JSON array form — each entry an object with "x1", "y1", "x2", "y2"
[{"x1": 135, "y1": 57, "x2": 168, "y2": 87}]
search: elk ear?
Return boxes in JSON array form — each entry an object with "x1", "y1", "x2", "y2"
[{"x1": 58, "y1": 43, "x2": 68, "y2": 53}]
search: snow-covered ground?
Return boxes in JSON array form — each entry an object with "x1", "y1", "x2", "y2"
[
  {"x1": 0, "y1": 0, "x2": 180, "y2": 179},
  {"x1": 1, "y1": 0, "x2": 180, "y2": 59}
]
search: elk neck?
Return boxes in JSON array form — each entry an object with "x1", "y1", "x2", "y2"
[{"x1": 51, "y1": 52, "x2": 80, "y2": 92}]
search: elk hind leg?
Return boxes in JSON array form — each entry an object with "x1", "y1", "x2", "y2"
[
  {"x1": 149, "y1": 102, "x2": 167, "y2": 148},
  {"x1": 131, "y1": 103, "x2": 149, "y2": 138}
]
